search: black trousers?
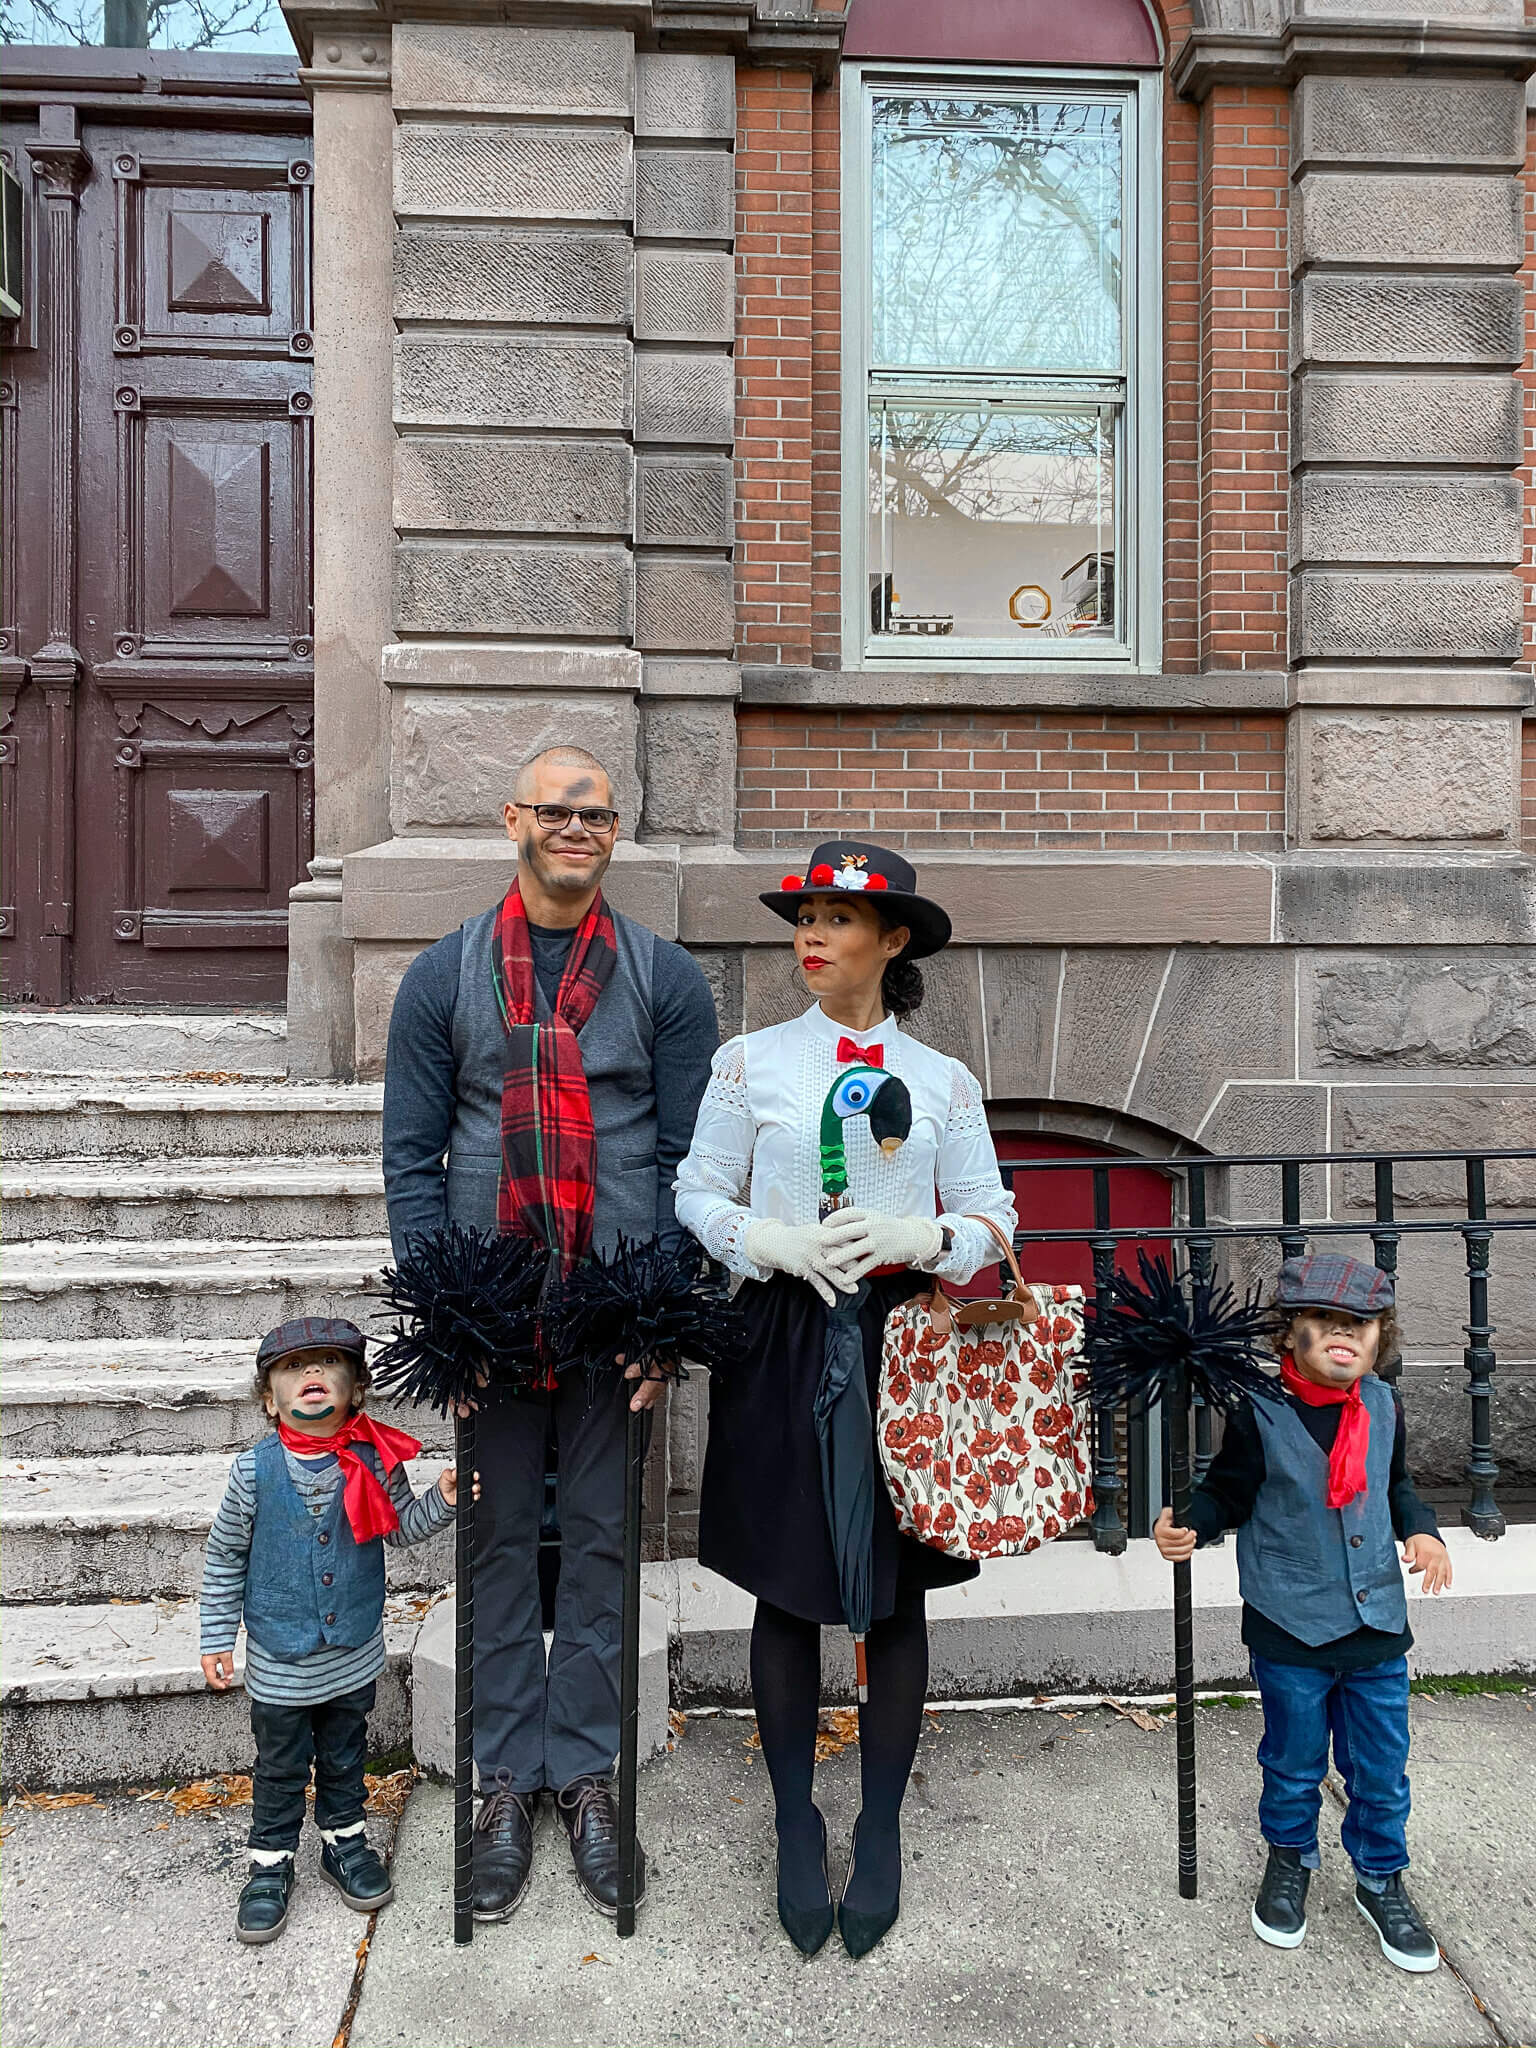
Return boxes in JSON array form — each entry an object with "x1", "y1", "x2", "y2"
[{"x1": 247, "y1": 1681, "x2": 376, "y2": 1853}]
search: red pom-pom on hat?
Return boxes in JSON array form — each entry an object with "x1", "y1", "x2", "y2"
[
  {"x1": 866, "y1": 873, "x2": 889, "y2": 890},
  {"x1": 780, "y1": 873, "x2": 805, "y2": 891},
  {"x1": 809, "y1": 863, "x2": 836, "y2": 886}
]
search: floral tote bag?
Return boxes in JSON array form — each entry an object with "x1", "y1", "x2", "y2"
[{"x1": 877, "y1": 1217, "x2": 1094, "y2": 1561}]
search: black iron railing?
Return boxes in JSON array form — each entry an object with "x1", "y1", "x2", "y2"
[{"x1": 995, "y1": 1148, "x2": 1536, "y2": 1553}]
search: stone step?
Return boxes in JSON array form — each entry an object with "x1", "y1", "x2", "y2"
[
  {"x1": 0, "y1": 1451, "x2": 454, "y2": 1604},
  {"x1": 0, "y1": 1339, "x2": 453, "y2": 1459},
  {"x1": 0, "y1": 1008, "x2": 287, "y2": 1079},
  {"x1": 0, "y1": 1236, "x2": 392, "y2": 1341},
  {"x1": 0, "y1": 1593, "x2": 431, "y2": 1790},
  {"x1": 0, "y1": 1080, "x2": 383, "y2": 1164},
  {"x1": 1, "y1": 1156, "x2": 387, "y2": 1243}
]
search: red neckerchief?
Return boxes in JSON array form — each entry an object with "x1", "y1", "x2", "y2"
[
  {"x1": 836, "y1": 1036, "x2": 883, "y2": 1066},
  {"x1": 1278, "y1": 1352, "x2": 1370, "y2": 1510},
  {"x1": 277, "y1": 1412, "x2": 422, "y2": 1543}
]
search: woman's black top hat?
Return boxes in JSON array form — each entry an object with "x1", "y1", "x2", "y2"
[{"x1": 758, "y1": 839, "x2": 953, "y2": 960}]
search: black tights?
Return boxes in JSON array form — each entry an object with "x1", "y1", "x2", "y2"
[{"x1": 749, "y1": 1591, "x2": 928, "y2": 1912}]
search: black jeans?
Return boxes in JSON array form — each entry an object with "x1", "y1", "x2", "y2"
[{"x1": 248, "y1": 1681, "x2": 376, "y2": 1853}]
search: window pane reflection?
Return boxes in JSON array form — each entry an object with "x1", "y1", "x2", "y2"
[
  {"x1": 871, "y1": 96, "x2": 1122, "y2": 375},
  {"x1": 868, "y1": 406, "x2": 1118, "y2": 643}
]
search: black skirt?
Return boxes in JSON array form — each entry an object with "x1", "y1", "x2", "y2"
[{"x1": 698, "y1": 1269, "x2": 981, "y2": 1628}]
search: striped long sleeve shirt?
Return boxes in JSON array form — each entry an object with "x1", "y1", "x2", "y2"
[{"x1": 200, "y1": 1441, "x2": 453, "y2": 1706}]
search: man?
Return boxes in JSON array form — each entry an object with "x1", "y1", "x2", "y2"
[{"x1": 383, "y1": 747, "x2": 718, "y2": 1921}]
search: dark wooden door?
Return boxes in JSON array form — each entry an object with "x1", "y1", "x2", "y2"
[{"x1": 1, "y1": 52, "x2": 313, "y2": 1005}]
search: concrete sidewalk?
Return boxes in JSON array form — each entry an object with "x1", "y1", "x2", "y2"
[{"x1": 2, "y1": 1692, "x2": 1531, "y2": 2048}]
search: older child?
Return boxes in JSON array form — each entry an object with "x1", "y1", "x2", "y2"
[
  {"x1": 200, "y1": 1316, "x2": 473, "y2": 1945},
  {"x1": 1154, "y1": 1255, "x2": 1452, "y2": 1972}
]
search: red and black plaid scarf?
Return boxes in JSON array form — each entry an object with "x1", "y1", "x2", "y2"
[{"x1": 490, "y1": 879, "x2": 617, "y2": 1272}]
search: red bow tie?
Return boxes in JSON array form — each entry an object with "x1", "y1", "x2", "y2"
[{"x1": 836, "y1": 1037, "x2": 884, "y2": 1067}]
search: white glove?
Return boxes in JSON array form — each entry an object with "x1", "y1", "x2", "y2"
[
  {"x1": 819, "y1": 1208, "x2": 944, "y2": 1283},
  {"x1": 742, "y1": 1218, "x2": 859, "y2": 1307}
]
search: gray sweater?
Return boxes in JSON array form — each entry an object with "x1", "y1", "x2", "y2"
[{"x1": 383, "y1": 919, "x2": 719, "y2": 1256}]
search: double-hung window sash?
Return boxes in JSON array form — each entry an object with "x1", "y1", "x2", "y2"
[{"x1": 852, "y1": 77, "x2": 1153, "y2": 666}]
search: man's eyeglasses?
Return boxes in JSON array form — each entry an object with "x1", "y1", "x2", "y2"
[{"x1": 514, "y1": 802, "x2": 619, "y2": 834}]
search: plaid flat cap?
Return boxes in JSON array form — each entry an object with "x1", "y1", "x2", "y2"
[
  {"x1": 1276, "y1": 1254, "x2": 1393, "y2": 1317},
  {"x1": 256, "y1": 1316, "x2": 367, "y2": 1374}
]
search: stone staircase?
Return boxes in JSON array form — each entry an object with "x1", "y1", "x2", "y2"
[{"x1": 0, "y1": 1013, "x2": 448, "y2": 1790}]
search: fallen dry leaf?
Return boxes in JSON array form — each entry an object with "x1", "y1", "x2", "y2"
[
  {"x1": 1105, "y1": 1699, "x2": 1165, "y2": 1734},
  {"x1": 16, "y1": 1790, "x2": 100, "y2": 1810},
  {"x1": 580, "y1": 1952, "x2": 609, "y2": 1967},
  {"x1": 814, "y1": 1708, "x2": 860, "y2": 1761},
  {"x1": 667, "y1": 1709, "x2": 687, "y2": 1741},
  {"x1": 363, "y1": 1768, "x2": 416, "y2": 1827}
]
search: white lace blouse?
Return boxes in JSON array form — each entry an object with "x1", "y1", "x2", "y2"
[{"x1": 674, "y1": 1001, "x2": 1017, "y2": 1286}]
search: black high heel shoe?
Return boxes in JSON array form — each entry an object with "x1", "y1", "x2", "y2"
[
  {"x1": 837, "y1": 1819, "x2": 901, "y2": 1959},
  {"x1": 775, "y1": 1807, "x2": 834, "y2": 1956}
]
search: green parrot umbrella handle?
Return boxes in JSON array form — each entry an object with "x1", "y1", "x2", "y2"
[{"x1": 814, "y1": 1063, "x2": 914, "y2": 1702}]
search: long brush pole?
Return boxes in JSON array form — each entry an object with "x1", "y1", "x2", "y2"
[
  {"x1": 1169, "y1": 1366, "x2": 1198, "y2": 1901},
  {"x1": 616, "y1": 1398, "x2": 646, "y2": 1937},
  {"x1": 453, "y1": 1406, "x2": 477, "y2": 1945}
]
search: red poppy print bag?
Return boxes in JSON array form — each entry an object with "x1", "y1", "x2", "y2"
[{"x1": 876, "y1": 1216, "x2": 1093, "y2": 1561}]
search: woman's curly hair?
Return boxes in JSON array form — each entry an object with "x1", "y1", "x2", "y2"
[{"x1": 875, "y1": 906, "x2": 925, "y2": 1019}]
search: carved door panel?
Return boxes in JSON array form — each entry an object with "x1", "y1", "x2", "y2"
[{"x1": 0, "y1": 87, "x2": 312, "y2": 1005}]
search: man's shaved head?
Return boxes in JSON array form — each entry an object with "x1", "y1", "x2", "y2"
[{"x1": 513, "y1": 747, "x2": 613, "y2": 807}]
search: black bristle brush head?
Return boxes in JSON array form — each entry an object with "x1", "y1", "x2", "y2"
[
  {"x1": 550, "y1": 1234, "x2": 746, "y2": 1381},
  {"x1": 1089, "y1": 1251, "x2": 1280, "y2": 1417},
  {"x1": 370, "y1": 1223, "x2": 552, "y2": 1413}
]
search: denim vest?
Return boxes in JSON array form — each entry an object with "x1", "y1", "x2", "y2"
[
  {"x1": 1236, "y1": 1375, "x2": 1405, "y2": 1645},
  {"x1": 242, "y1": 1433, "x2": 387, "y2": 1660},
  {"x1": 445, "y1": 903, "x2": 661, "y2": 1254}
]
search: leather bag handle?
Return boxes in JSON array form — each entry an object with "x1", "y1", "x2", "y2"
[{"x1": 921, "y1": 1215, "x2": 1037, "y2": 1337}]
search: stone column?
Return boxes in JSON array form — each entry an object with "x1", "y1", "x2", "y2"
[
  {"x1": 1287, "y1": 51, "x2": 1531, "y2": 847},
  {"x1": 287, "y1": 29, "x2": 395, "y2": 1077},
  {"x1": 632, "y1": 51, "x2": 741, "y2": 845}
]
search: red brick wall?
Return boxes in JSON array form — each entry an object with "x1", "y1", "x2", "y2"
[
  {"x1": 737, "y1": 707, "x2": 1287, "y2": 851},
  {"x1": 1198, "y1": 86, "x2": 1291, "y2": 670},
  {"x1": 1522, "y1": 717, "x2": 1536, "y2": 854},
  {"x1": 735, "y1": 67, "x2": 816, "y2": 667},
  {"x1": 1162, "y1": 7, "x2": 1201, "y2": 674}
]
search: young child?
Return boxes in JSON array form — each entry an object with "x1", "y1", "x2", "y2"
[
  {"x1": 1154, "y1": 1254, "x2": 1452, "y2": 1972},
  {"x1": 200, "y1": 1316, "x2": 474, "y2": 1945}
]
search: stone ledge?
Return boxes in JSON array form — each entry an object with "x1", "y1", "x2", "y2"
[
  {"x1": 1274, "y1": 851, "x2": 1536, "y2": 943},
  {"x1": 381, "y1": 640, "x2": 642, "y2": 693},
  {"x1": 342, "y1": 836, "x2": 682, "y2": 940},
  {"x1": 679, "y1": 849, "x2": 1276, "y2": 947},
  {"x1": 1173, "y1": 19, "x2": 1536, "y2": 102},
  {"x1": 740, "y1": 666, "x2": 1291, "y2": 712},
  {"x1": 1289, "y1": 667, "x2": 1534, "y2": 708},
  {"x1": 670, "y1": 1528, "x2": 1536, "y2": 1705}
]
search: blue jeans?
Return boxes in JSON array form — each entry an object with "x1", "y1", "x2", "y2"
[{"x1": 1250, "y1": 1653, "x2": 1411, "y2": 1887}]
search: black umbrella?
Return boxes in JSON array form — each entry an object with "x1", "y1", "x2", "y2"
[
  {"x1": 812, "y1": 1066, "x2": 914, "y2": 1701},
  {"x1": 370, "y1": 1224, "x2": 549, "y2": 1944},
  {"x1": 813, "y1": 1279, "x2": 877, "y2": 1699},
  {"x1": 1089, "y1": 1253, "x2": 1278, "y2": 1899}
]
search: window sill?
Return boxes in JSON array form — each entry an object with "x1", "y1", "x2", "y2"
[{"x1": 740, "y1": 665, "x2": 1290, "y2": 712}]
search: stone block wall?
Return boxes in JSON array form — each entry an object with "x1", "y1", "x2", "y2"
[{"x1": 384, "y1": 24, "x2": 740, "y2": 869}]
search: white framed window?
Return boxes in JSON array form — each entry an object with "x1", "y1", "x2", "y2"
[{"x1": 841, "y1": 64, "x2": 1163, "y2": 670}]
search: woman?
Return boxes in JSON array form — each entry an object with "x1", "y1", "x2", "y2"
[{"x1": 674, "y1": 839, "x2": 1016, "y2": 1959}]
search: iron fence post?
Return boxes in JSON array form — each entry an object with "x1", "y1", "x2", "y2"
[
  {"x1": 1279, "y1": 1160, "x2": 1305, "y2": 1262},
  {"x1": 1461, "y1": 1158, "x2": 1504, "y2": 1540},
  {"x1": 1187, "y1": 1165, "x2": 1219, "y2": 1540},
  {"x1": 1371, "y1": 1160, "x2": 1402, "y2": 1388},
  {"x1": 1088, "y1": 1164, "x2": 1126, "y2": 1555}
]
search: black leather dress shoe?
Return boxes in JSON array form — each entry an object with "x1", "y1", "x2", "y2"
[
  {"x1": 236, "y1": 1860, "x2": 296, "y2": 1945},
  {"x1": 556, "y1": 1775, "x2": 646, "y2": 1918},
  {"x1": 1252, "y1": 1845, "x2": 1310, "y2": 1948},
  {"x1": 837, "y1": 1821, "x2": 900, "y2": 1960},
  {"x1": 776, "y1": 1807, "x2": 834, "y2": 1956},
  {"x1": 321, "y1": 1832, "x2": 395, "y2": 1912},
  {"x1": 472, "y1": 1784, "x2": 540, "y2": 1922},
  {"x1": 1356, "y1": 1875, "x2": 1439, "y2": 1972}
]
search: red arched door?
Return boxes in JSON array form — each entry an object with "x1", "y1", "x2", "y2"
[{"x1": 953, "y1": 1132, "x2": 1174, "y2": 1298}]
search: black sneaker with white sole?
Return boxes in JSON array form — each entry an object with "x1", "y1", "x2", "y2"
[
  {"x1": 320, "y1": 1832, "x2": 395, "y2": 1912},
  {"x1": 1356, "y1": 1875, "x2": 1440, "y2": 1972},
  {"x1": 1251, "y1": 1845, "x2": 1310, "y2": 1948},
  {"x1": 236, "y1": 1860, "x2": 296, "y2": 1944}
]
